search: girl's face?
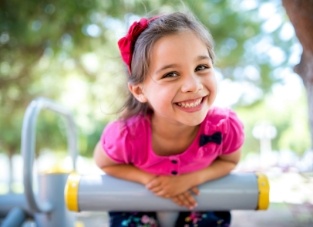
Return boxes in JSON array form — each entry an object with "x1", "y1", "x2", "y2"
[{"x1": 131, "y1": 30, "x2": 217, "y2": 127}]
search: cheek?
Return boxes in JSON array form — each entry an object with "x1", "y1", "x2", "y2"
[
  {"x1": 212, "y1": 81, "x2": 218, "y2": 93},
  {"x1": 205, "y1": 76, "x2": 217, "y2": 91},
  {"x1": 146, "y1": 87, "x2": 175, "y2": 107}
]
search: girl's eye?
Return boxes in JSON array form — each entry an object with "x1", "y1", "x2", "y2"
[
  {"x1": 162, "y1": 72, "x2": 178, "y2": 79},
  {"x1": 195, "y1": 64, "x2": 209, "y2": 71}
]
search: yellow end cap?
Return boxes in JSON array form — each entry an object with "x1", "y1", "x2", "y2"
[
  {"x1": 256, "y1": 173, "x2": 270, "y2": 210},
  {"x1": 64, "y1": 173, "x2": 80, "y2": 212}
]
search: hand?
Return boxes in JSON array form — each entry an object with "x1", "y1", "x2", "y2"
[
  {"x1": 146, "y1": 175, "x2": 199, "y2": 198},
  {"x1": 171, "y1": 188, "x2": 199, "y2": 209}
]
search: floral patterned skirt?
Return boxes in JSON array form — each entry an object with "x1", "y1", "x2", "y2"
[{"x1": 109, "y1": 211, "x2": 231, "y2": 227}]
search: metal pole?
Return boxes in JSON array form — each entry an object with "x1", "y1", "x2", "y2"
[
  {"x1": 34, "y1": 173, "x2": 75, "y2": 227},
  {"x1": 21, "y1": 97, "x2": 77, "y2": 226},
  {"x1": 65, "y1": 172, "x2": 270, "y2": 212},
  {"x1": 1, "y1": 207, "x2": 27, "y2": 227},
  {"x1": 0, "y1": 194, "x2": 27, "y2": 216}
]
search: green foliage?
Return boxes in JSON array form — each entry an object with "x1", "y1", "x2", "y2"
[
  {"x1": 0, "y1": 0, "x2": 309, "y2": 158},
  {"x1": 78, "y1": 118, "x2": 108, "y2": 157},
  {"x1": 36, "y1": 110, "x2": 68, "y2": 155},
  {"x1": 0, "y1": 0, "x2": 105, "y2": 156}
]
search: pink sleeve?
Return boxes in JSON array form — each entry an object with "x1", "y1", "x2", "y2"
[
  {"x1": 100, "y1": 121, "x2": 132, "y2": 164},
  {"x1": 221, "y1": 110, "x2": 245, "y2": 155}
]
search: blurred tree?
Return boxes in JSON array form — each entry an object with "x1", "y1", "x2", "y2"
[
  {"x1": 282, "y1": 0, "x2": 313, "y2": 150},
  {"x1": 0, "y1": 0, "x2": 103, "y2": 158},
  {"x1": 0, "y1": 0, "x2": 309, "y2": 163}
]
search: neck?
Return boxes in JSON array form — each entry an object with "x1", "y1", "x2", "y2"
[
  {"x1": 150, "y1": 115, "x2": 200, "y2": 156},
  {"x1": 151, "y1": 115, "x2": 199, "y2": 140}
]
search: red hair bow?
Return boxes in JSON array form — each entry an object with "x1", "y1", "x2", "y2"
[{"x1": 118, "y1": 18, "x2": 152, "y2": 73}]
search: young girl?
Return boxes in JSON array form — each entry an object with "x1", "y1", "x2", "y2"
[{"x1": 94, "y1": 11, "x2": 244, "y2": 227}]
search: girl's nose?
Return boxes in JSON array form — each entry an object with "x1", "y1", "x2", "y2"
[{"x1": 181, "y1": 74, "x2": 203, "y2": 93}]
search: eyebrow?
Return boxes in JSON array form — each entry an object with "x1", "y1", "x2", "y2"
[
  {"x1": 197, "y1": 55, "x2": 211, "y2": 61},
  {"x1": 156, "y1": 55, "x2": 211, "y2": 74},
  {"x1": 156, "y1": 64, "x2": 178, "y2": 74}
]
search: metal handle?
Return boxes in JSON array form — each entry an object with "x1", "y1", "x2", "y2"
[{"x1": 21, "y1": 97, "x2": 78, "y2": 213}]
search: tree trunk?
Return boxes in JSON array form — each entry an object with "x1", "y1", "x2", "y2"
[{"x1": 282, "y1": 0, "x2": 313, "y2": 151}]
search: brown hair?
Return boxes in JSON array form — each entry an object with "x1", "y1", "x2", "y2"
[{"x1": 120, "y1": 11, "x2": 215, "y2": 119}]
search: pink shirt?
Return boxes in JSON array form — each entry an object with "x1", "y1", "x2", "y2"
[{"x1": 101, "y1": 107, "x2": 244, "y2": 176}]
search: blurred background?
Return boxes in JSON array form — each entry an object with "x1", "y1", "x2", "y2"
[{"x1": 1, "y1": 0, "x2": 312, "y2": 226}]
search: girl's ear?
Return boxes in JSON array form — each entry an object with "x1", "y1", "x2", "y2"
[{"x1": 128, "y1": 83, "x2": 148, "y2": 103}]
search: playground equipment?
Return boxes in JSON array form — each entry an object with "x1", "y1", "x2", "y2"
[
  {"x1": 65, "y1": 172, "x2": 269, "y2": 226},
  {"x1": 0, "y1": 97, "x2": 78, "y2": 227},
  {"x1": 65, "y1": 173, "x2": 269, "y2": 212},
  {"x1": 0, "y1": 97, "x2": 270, "y2": 227}
]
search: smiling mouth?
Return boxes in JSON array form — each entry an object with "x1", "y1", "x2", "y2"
[{"x1": 176, "y1": 97, "x2": 203, "y2": 108}]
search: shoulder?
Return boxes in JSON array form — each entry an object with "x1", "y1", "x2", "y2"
[
  {"x1": 103, "y1": 114, "x2": 150, "y2": 139},
  {"x1": 204, "y1": 106, "x2": 242, "y2": 127},
  {"x1": 100, "y1": 114, "x2": 150, "y2": 163}
]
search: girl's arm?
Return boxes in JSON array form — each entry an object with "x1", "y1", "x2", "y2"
[
  {"x1": 147, "y1": 149, "x2": 241, "y2": 197},
  {"x1": 93, "y1": 141, "x2": 155, "y2": 185},
  {"x1": 94, "y1": 141, "x2": 198, "y2": 209},
  {"x1": 186, "y1": 149, "x2": 241, "y2": 186}
]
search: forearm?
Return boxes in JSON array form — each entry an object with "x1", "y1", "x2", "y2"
[
  {"x1": 101, "y1": 164, "x2": 155, "y2": 185},
  {"x1": 184, "y1": 157, "x2": 238, "y2": 187},
  {"x1": 94, "y1": 141, "x2": 156, "y2": 185}
]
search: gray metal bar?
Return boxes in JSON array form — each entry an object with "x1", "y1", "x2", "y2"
[
  {"x1": 21, "y1": 97, "x2": 77, "y2": 213},
  {"x1": 0, "y1": 194, "x2": 27, "y2": 216},
  {"x1": 1, "y1": 207, "x2": 27, "y2": 227},
  {"x1": 67, "y1": 173, "x2": 262, "y2": 212}
]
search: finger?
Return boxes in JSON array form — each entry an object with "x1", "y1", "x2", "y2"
[
  {"x1": 190, "y1": 187, "x2": 200, "y2": 195},
  {"x1": 171, "y1": 196, "x2": 183, "y2": 207},
  {"x1": 146, "y1": 181, "x2": 163, "y2": 192},
  {"x1": 174, "y1": 193, "x2": 190, "y2": 208},
  {"x1": 162, "y1": 194, "x2": 171, "y2": 198},
  {"x1": 155, "y1": 189, "x2": 168, "y2": 197},
  {"x1": 180, "y1": 192, "x2": 197, "y2": 209},
  {"x1": 148, "y1": 186, "x2": 170, "y2": 197},
  {"x1": 146, "y1": 180, "x2": 158, "y2": 190},
  {"x1": 148, "y1": 186, "x2": 163, "y2": 194}
]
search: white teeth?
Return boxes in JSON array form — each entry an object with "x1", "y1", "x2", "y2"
[{"x1": 177, "y1": 98, "x2": 202, "y2": 108}]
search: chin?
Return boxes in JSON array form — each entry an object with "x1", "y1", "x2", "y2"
[{"x1": 182, "y1": 115, "x2": 206, "y2": 126}]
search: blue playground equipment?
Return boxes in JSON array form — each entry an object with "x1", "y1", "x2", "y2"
[
  {"x1": 0, "y1": 97, "x2": 77, "y2": 227},
  {"x1": 0, "y1": 98, "x2": 270, "y2": 227}
]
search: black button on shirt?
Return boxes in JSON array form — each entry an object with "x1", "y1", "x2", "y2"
[
  {"x1": 171, "y1": 160, "x2": 178, "y2": 164},
  {"x1": 171, "y1": 170, "x2": 178, "y2": 175}
]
